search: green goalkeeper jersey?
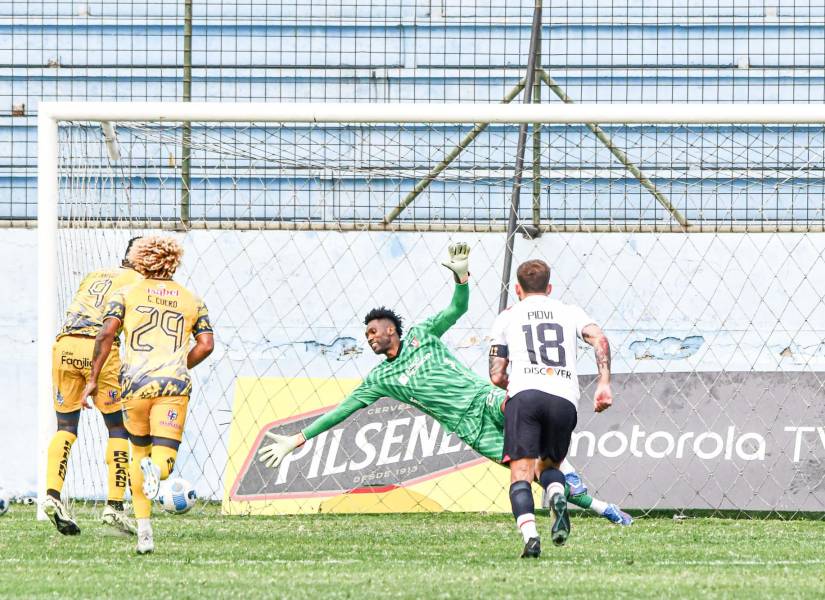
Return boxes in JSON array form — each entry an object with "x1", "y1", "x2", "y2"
[{"x1": 301, "y1": 283, "x2": 500, "y2": 445}]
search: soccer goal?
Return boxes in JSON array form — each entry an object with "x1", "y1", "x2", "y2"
[{"x1": 38, "y1": 102, "x2": 825, "y2": 517}]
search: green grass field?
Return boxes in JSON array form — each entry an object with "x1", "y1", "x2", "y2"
[{"x1": 2, "y1": 504, "x2": 824, "y2": 599}]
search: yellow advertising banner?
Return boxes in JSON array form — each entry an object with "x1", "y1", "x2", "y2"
[{"x1": 223, "y1": 377, "x2": 539, "y2": 514}]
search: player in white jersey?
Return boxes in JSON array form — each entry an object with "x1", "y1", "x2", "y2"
[{"x1": 489, "y1": 259, "x2": 613, "y2": 557}]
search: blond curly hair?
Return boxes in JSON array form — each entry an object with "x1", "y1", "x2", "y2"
[{"x1": 127, "y1": 236, "x2": 184, "y2": 279}]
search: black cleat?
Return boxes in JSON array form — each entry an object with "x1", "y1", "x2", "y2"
[
  {"x1": 43, "y1": 496, "x2": 80, "y2": 536},
  {"x1": 550, "y1": 492, "x2": 570, "y2": 546},
  {"x1": 521, "y1": 537, "x2": 541, "y2": 558}
]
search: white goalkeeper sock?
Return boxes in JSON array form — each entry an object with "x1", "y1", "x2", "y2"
[{"x1": 589, "y1": 498, "x2": 609, "y2": 515}]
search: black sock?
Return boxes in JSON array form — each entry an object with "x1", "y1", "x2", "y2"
[
  {"x1": 46, "y1": 489, "x2": 61, "y2": 501},
  {"x1": 509, "y1": 480, "x2": 538, "y2": 541},
  {"x1": 539, "y1": 468, "x2": 565, "y2": 497},
  {"x1": 107, "y1": 500, "x2": 124, "y2": 511}
]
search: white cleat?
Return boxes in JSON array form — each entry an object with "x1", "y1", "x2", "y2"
[
  {"x1": 101, "y1": 505, "x2": 137, "y2": 536},
  {"x1": 140, "y1": 457, "x2": 161, "y2": 500},
  {"x1": 42, "y1": 496, "x2": 80, "y2": 536},
  {"x1": 136, "y1": 526, "x2": 154, "y2": 555}
]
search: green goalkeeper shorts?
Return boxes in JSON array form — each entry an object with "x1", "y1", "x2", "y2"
[{"x1": 464, "y1": 387, "x2": 507, "y2": 463}]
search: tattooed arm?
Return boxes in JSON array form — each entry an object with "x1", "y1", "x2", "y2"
[
  {"x1": 488, "y1": 351, "x2": 509, "y2": 390},
  {"x1": 582, "y1": 323, "x2": 612, "y2": 413}
]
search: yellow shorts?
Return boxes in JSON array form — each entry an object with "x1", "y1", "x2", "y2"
[
  {"x1": 122, "y1": 395, "x2": 189, "y2": 442},
  {"x1": 52, "y1": 336, "x2": 122, "y2": 414}
]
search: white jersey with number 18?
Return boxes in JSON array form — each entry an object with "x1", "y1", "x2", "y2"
[{"x1": 490, "y1": 295, "x2": 596, "y2": 408}]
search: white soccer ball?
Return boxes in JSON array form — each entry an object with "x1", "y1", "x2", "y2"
[
  {"x1": 157, "y1": 478, "x2": 197, "y2": 515},
  {"x1": 0, "y1": 490, "x2": 11, "y2": 516}
]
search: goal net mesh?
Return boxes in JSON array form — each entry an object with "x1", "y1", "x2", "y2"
[{"x1": 54, "y1": 116, "x2": 825, "y2": 516}]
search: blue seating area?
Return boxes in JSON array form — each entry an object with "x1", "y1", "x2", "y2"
[{"x1": 2, "y1": 1, "x2": 824, "y2": 224}]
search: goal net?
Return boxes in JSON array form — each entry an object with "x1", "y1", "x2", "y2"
[{"x1": 39, "y1": 103, "x2": 825, "y2": 516}]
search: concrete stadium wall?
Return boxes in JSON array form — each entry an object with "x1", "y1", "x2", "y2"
[{"x1": 3, "y1": 227, "x2": 824, "y2": 511}]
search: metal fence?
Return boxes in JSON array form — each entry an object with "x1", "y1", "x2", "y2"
[{"x1": 3, "y1": 1, "x2": 825, "y2": 222}]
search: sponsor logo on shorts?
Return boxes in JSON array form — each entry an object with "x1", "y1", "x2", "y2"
[
  {"x1": 56, "y1": 391, "x2": 64, "y2": 406},
  {"x1": 159, "y1": 409, "x2": 182, "y2": 431},
  {"x1": 60, "y1": 353, "x2": 92, "y2": 370},
  {"x1": 105, "y1": 390, "x2": 119, "y2": 405}
]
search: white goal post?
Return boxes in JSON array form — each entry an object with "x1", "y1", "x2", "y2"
[{"x1": 38, "y1": 102, "x2": 825, "y2": 517}]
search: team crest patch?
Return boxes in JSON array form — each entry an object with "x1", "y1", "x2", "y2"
[
  {"x1": 167, "y1": 409, "x2": 178, "y2": 421},
  {"x1": 108, "y1": 390, "x2": 119, "y2": 403},
  {"x1": 410, "y1": 337, "x2": 420, "y2": 349}
]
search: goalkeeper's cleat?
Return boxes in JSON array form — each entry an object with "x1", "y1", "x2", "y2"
[
  {"x1": 550, "y1": 492, "x2": 571, "y2": 547},
  {"x1": 136, "y1": 527, "x2": 154, "y2": 555},
  {"x1": 140, "y1": 457, "x2": 161, "y2": 500},
  {"x1": 101, "y1": 504, "x2": 137, "y2": 536},
  {"x1": 520, "y1": 537, "x2": 541, "y2": 559},
  {"x1": 42, "y1": 496, "x2": 80, "y2": 536},
  {"x1": 564, "y1": 471, "x2": 587, "y2": 497},
  {"x1": 603, "y1": 504, "x2": 633, "y2": 526}
]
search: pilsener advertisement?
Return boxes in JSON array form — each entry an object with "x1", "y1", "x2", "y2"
[{"x1": 223, "y1": 372, "x2": 825, "y2": 514}]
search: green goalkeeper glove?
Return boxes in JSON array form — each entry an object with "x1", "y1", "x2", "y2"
[
  {"x1": 441, "y1": 242, "x2": 470, "y2": 283},
  {"x1": 257, "y1": 432, "x2": 305, "y2": 469}
]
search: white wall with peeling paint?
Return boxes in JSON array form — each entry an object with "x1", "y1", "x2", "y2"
[{"x1": 3, "y1": 228, "x2": 825, "y2": 500}]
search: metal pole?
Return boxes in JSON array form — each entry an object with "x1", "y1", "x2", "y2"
[
  {"x1": 39, "y1": 102, "x2": 825, "y2": 125},
  {"x1": 536, "y1": 69, "x2": 688, "y2": 228},
  {"x1": 36, "y1": 109, "x2": 59, "y2": 520},
  {"x1": 383, "y1": 78, "x2": 528, "y2": 225},
  {"x1": 180, "y1": 0, "x2": 192, "y2": 228},
  {"x1": 531, "y1": 23, "x2": 542, "y2": 230},
  {"x1": 498, "y1": 1, "x2": 543, "y2": 313}
]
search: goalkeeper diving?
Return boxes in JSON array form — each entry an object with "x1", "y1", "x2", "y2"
[{"x1": 259, "y1": 243, "x2": 631, "y2": 525}]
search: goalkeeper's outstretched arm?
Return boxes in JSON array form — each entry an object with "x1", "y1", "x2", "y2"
[
  {"x1": 421, "y1": 243, "x2": 472, "y2": 338},
  {"x1": 258, "y1": 384, "x2": 381, "y2": 468}
]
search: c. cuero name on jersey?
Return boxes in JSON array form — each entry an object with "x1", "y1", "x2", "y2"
[{"x1": 146, "y1": 294, "x2": 179, "y2": 308}]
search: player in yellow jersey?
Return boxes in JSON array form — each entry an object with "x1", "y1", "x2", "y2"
[
  {"x1": 82, "y1": 236, "x2": 214, "y2": 554},
  {"x1": 43, "y1": 237, "x2": 143, "y2": 537}
]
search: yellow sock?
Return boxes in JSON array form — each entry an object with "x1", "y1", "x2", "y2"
[
  {"x1": 129, "y1": 443, "x2": 152, "y2": 519},
  {"x1": 46, "y1": 430, "x2": 77, "y2": 496},
  {"x1": 152, "y1": 445, "x2": 178, "y2": 480},
  {"x1": 106, "y1": 437, "x2": 130, "y2": 503}
]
